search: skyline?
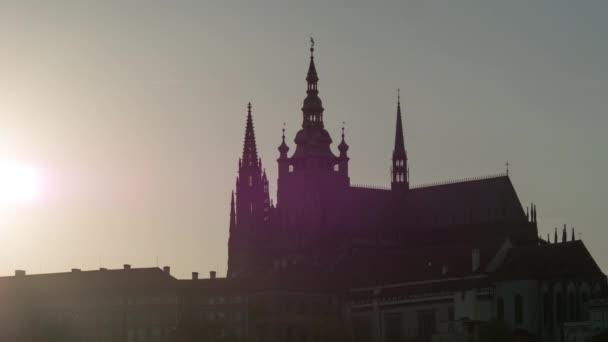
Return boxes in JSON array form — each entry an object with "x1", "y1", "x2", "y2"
[{"x1": 1, "y1": 1, "x2": 607, "y2": 278}]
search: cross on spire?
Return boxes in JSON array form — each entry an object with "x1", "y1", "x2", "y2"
[{"x1": 506, "y1": 161, "x2": 510, "y2": 175}]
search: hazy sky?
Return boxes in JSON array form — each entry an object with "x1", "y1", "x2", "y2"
[{"x1": 0, "y1": 1, "x2": 607, "y2": 278}]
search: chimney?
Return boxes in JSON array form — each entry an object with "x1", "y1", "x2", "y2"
[
  {"x1": 472, "y1": 249, "x2": 481, "y2": 272},
  {"x1": 99, "y1": 267, "x2": 107, "y2": 271},
  {"x1": 163, "y1": 266, "x2": 171, "y2": 275},
  {"x1": 210, "y1": 271, "x2": 217, "y2": 279},
  {"x1": 192, "y1": 272, "x2": 199, "y2": 280},
  {"x1": 123, "y1": 264, "x2": 131, "y2": 270},
  {"x1": 15, "y1": 270, "x2": 26, "y2": 277},
  {"x1": 71, "y1": 268, "x2": 81, "y2": 273}
]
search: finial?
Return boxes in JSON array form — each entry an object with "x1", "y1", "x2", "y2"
[
  {"x1": 310, "y1": 36, "x2": 315, "y2": 56},
  {"x1": 398, "y1": 88, "x2": 400, "y2": 104},
  {"x1": 506, "y1": 161, "x2": 509, "y2": 175},
  {"x1": 247, "y1": 102, "x2": 252, "y2": 114},
  {"x1": 282, "y1": 122, "x2": 286, "y2": 141},
  {"x1": 342, "y1": 121, "x2": 345, "y2": 140}
]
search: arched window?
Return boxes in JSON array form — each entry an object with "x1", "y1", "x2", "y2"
[
  {"x1": 334, "y1": 164, "x2": 340, "y2": 172},
  {"x1": 497, "y1": 296, "x2": 504, "y2": 321},
  {"x1": 249, "y1": 176, "x2": 253, "y2": 187},
  {"x1": 289, "y1": 165, "x2": 294, "y2": 173},
  {"x1": 515, "y1": 294, "x2": 524, "y2": 324}
]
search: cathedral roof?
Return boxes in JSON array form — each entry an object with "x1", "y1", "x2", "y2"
[
  {"x1": 340, "y1": 175, "x2": 525, "y2": 230},
  {"x1": 494, "y1": 240, "x2": 605, "y2": 280}
]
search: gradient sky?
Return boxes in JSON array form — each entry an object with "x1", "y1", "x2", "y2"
[{"x1": 0, "y1": 1, "x2": 607, "y2": 278}]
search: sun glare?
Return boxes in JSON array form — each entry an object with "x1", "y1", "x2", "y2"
[{"x1": 0, "y1": 161, "x2": 42, "y2": 204}]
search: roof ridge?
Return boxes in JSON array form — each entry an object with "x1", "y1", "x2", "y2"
[
  {"x1": 351, "y1": 184, "x2": 391, "y2": 191},
  {"x1": 411, "y1": 172, "x2": 508, "y2": 189}
]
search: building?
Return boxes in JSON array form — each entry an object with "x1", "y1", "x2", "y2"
[
  {"x1": 0, "y1": 266, "x2": 179, "y2": 342},
  {"x1": 226, "y1": 42, "x2": 607, "y2": 341},
  {"x1": 564, "y1": 298, "x2": 608, "y2": 342}
]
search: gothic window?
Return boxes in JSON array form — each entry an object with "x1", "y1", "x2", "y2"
[
  {"x1": 515, "y1": 294, "x2": 523, "y2": 324},
  {"x1": 249, "y1": 176, "x2": 253, "y2": 187},
  {"x1": 497, "y1": 296, "x2": 505, "y2": 321},
  {"x1": 289, "y1": 165, "x2": 294, "y2": 173},
  {"x1": 334, "y1": 164, "x2": 339, "y2": 172}
]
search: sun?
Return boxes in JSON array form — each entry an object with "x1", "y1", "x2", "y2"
[{"x1": 0, "y1": 161, "x2": 42, "y2": 204}]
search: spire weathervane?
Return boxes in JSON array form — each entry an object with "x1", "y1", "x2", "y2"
[{"x1": 310, "y1": 36, "x2": 315, "y2": 56}]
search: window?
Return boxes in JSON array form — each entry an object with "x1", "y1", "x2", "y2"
[
  {"x1": 248, "y1": 176, "x2": 253, "y2": 186},
  {"x1": 515, "y1": 294, "x2": 523, "y2": 324},
  {"x1": 289, "y1": 165, "x2": 294, "y2": 173},
  {"x1": 497, "y1": 296, "x2": 504, "y2": 321},
  {"x1": 334, "y1": 164, "x2": 339, "y2": 172},
  {"x1": 417, "y1": 310, "x2": 436, "y2": 338}
]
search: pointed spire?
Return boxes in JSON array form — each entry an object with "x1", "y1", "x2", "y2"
[
  {"x1": 571, "y1": 227, "x2": 575, "y2": 241},
  {"x1": 242, "y1": 102, "x2": 259, "y2": 167},
  {"x1": 392, "y1": 89, "x2": 409, "y2": 192},
  {"x1": 393, "y1": 89, "x2": 406, "y2": 159},
  {"x1": 229, "y1": 191, "x2": 236, "y2": 232},
  {"x1": 547, "y1": 233, "x2": 550, "y2": 243},
  {"x1": 554, "y1": 227, "x2": 558, "y2": 243},
  {"x1": 562, "y1": 224, "x2": 567, "y2": 243}
]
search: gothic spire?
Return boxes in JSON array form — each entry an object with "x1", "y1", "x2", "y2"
[
  {"x1": 571, "y1": 227, "x2": 575, "y2": 241},
  {"x1": 242, "y1": 102, "x2": 259, "y2": 167},
  {"x1": 391, "y1": 89, "x2": 409, "y2": 192},
  {"x1": 229, "y1": 191, "x2": 236, "y2": 232},
  {"x1": 302, "y1": 37, "x2": 324, "y2": 128},
  {"x1": 393, "y1": 89, "x2": 406, "y2": 160},
  {"x1": 554, "y1": 227, "x2": 558, "y2": 243}
]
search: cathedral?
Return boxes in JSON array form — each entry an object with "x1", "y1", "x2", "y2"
[{"x1": 227, "y1": 42, "x2": 538, "y2": 281}]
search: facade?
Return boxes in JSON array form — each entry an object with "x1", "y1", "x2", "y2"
[
  {"x1": 0, "y1": 266, "x2": 179, "y2": 342},
  {"x1": 348, "y1": 240, "x2": 607, "y2": 342}
]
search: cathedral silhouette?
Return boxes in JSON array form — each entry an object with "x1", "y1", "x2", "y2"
[{"x1": 227, "y1": 41, "x2": 537, "y2": 281}]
